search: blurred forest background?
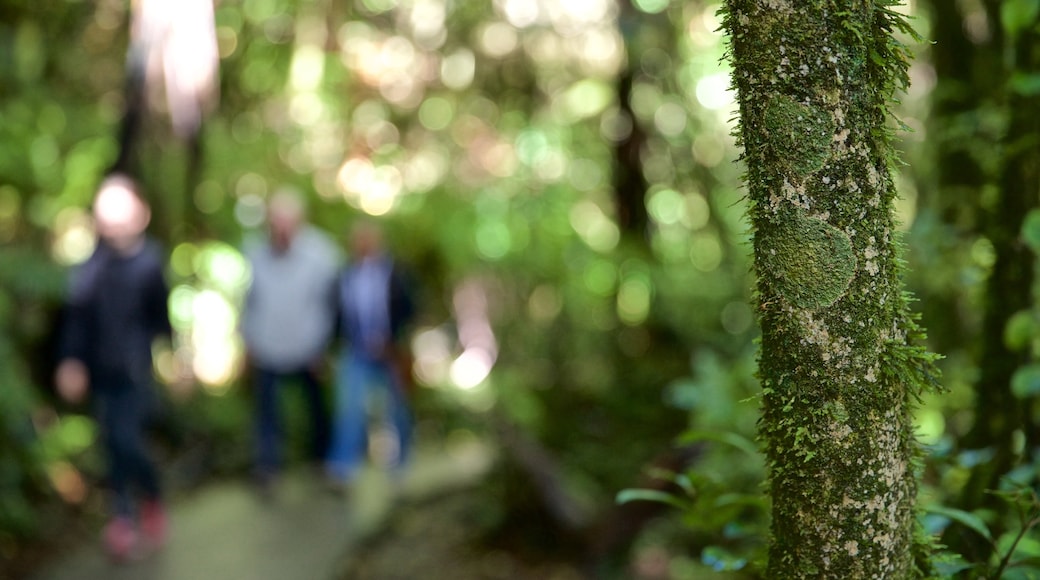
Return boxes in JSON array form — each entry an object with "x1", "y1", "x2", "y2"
[{"x1": 2, "y1": 0, "x2": 1039, "y2": 578}]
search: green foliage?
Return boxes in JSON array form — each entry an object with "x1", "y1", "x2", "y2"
[
  {"x1": 1001, "y1": 0, "x2": 1040, "y2": 40},
  {"x1": 926, "y1": 484, "x2": 1040, "y2": 579},
  {"x1": 616, "y1": 433, "x2": 769, "y2": 577},
  {"x1": 1010, "y1": 72, "x2": 1040, "y2": 97},
  {"x1": 1010, "y1": 364, "x2": 1040, "y2": 399},
  {"x1": 0, "y1": 246, "x2": 65, "y2": 545}
]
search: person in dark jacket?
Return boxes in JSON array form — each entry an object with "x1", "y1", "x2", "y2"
[
  {"x1": 325, "y1": 221, "x2": 415, "y2": 488},
  {"x1": 55, "y1": 173, "x2": 171, "y2": 560}
]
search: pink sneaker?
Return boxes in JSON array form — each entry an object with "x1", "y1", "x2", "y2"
[
  {"x1": 103, "y1": 517, "x2": 138, "y2": 561},
  {"x1": 140, "y1": 500, "x2": 168, "y2": 549}
]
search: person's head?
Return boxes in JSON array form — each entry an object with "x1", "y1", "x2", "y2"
[
  {"x1": 267, "y1": 188, "x2": 306, "y2": 253},
  {"x1": 93, "y1": 173, "x2": 151, "y2": 254},
  {"x1": 349, "y1": 220, "x2": 383, "y2": 260}
]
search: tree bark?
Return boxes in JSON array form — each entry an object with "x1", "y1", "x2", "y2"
[{"x1": 723, "y1": 2, "x2": 935, "y2": 577}]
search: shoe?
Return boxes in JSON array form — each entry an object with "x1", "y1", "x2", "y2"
[
  {"x1": 140, "y1": 500, "x2": 168, "y2": 549},
  {"x1": 103, "y1": 517, "x2": 138, "y2": 561}
]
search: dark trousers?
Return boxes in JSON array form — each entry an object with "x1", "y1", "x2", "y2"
[
  {"x1": 94, "y1": 382, "x2": 161, "y2": 517},
  {"x1": 254, "y1": 367, "x2": 330, "y2": 475}
]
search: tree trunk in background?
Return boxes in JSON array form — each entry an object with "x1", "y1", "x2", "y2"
[
  {"x1": 613, "y1": 69, "x2": 650, "y2": 238},
  {"x1": 925, "y1": 0, "x2": 1001, "y2": 228},
  {"x1": 914, "y1": 0, "x2": 1003, "y2": 358},
  {"x1": 613, "y1": 0, "x2": 669, "y2": 241},
  {"x1": 957, "y1": 0, "x2": 1040, "y2": 530},
  {"x1": 723, "y1": 2, "x2": 936, "y2": 577}
]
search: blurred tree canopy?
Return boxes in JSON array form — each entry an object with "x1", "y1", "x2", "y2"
[{"x1": 2, "y1": 0, "x2": 1040, "y2": 577}]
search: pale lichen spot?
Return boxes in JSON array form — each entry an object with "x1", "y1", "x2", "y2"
[
  {"x1": 762, "y1": 0, "x2": 795, "y2": 14},
  {"x1": 844, "y1": 540, "x2": 860, "y2": 557}
]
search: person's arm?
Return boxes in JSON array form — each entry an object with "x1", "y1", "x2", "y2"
[
  {"x1": 388, "y1": 263, "x2": 416, "y2": 343},
  {"x1": 146, "y1": 253, "x2": 173, "y2": 342},
  {"x1": 55, "y1": 269, "x2": 92, "y2": 403}
]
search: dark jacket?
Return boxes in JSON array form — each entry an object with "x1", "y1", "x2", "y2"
[
  {"x1": 59, "y1": 238, "x2": 171, "y2": 388},
  {"x1": 337, "y1": 255, "x2": 415, "y2": 357}
]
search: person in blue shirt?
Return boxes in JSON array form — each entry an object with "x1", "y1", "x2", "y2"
[
  {"x1": 326, "y1": 221, "x2": 415, "y2": 488},
  {"x1": 55, "y1": 173, "x2": 171, "y2": 560}
]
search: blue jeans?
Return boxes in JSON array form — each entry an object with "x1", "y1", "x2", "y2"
[
  {"x1": 326, "y1": 350, "x2": 412, "y2": 482},
  {"x1": 93, "y1": 381, "x2": 161, "y2": 517},
  {"x1": 254, "y1": 367, "x2": 330, "y2": 476}
]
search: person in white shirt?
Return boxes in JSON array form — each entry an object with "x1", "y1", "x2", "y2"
[{"x1": 240, "y1": 189, "x2": 339, "y2": 488}]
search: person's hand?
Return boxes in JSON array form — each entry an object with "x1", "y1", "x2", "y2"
[{"x1": 55, "y1": 359, "x2": 89, "y2": 404}]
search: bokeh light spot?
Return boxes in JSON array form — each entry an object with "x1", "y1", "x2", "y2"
[
  {"x1": 418, "y1": 96, "x2": 455, "y2": 131},
  {"x1": 695, "y1": 72, "x2": 735, "y2": 110},
  {"x1": 633, "y1": 0, "x2": 670, "y2": 14},
  {"x1": 475, "y1": 220, "x2": 512, "y2": 260},
  {"x1": 654, "y1": 101, "x2": 688, "y2": 137},
  {"x1": 683, "y1": 192, "x2": 710, "y2": 230},
  {"x1": 720, "y1": 301, "x2": 753, "y2": 335},
  {"x1": 570, "y1": 201, "x2": 620, "y2": 253},
  {"x1": 583, "y1": 259, "x2": 617, "y2": 296},
  {"x1": 528, "y1": 284, "x2": 563, "y2": 322},
  {"x1": 617, "y1": 275, "x2": 652, "y2": 325},
  {"x1": 647, "y1": 188, "x2": 684, "y2": 226},
  {"x1": 441, "y1": 49, "x2": 475, "y2": 89},
  {"x1": 691, "y1": 234, "x2": 723, "y2": 272}
]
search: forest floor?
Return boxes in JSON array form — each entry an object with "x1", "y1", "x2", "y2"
[{"x1": 24, "y1": 438, "x2": 496, "y2": 580}]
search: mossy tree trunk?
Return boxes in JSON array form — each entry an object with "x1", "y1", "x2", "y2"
[{"x1": 722, "y1": 2, "x2": 936, "y2": 577}]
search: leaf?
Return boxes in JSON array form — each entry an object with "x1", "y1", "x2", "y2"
[
  {"x1": 615, "y1": 489, "x2": 687, "y2": 509},
  {"x1": 1011, "y1": 72, "x2": 1040, "y2": 97},
  {"x1": 1011, "y1": 364, "x2": 1040, "y2": 398},
  {"x1": 714, "y1": 492, "x2": 768, "y2": 511},
  {"x1": 1020, "y1": 209, "x2": 1040, "y2": 254},
  {"x1": 924, "y1": 504, "x2": 993, "y2": 542},
  {"x1": 1001, "y1": 0, "x2": 1040, "y2": 39},
  {"x1": 931, "y1": 553, "x2": 975, "y2": 577},
  {"x1": 677, "y1": 430, "x2": 759, "y2": 457},
  {"x1": 1004, "y1": 310, "x2": 1036, "y2": 352},
  {"x1": 996, "y1": 530, "x2": 1040, "y2": 562},
  {"x1": 701, "y1": 545, "x2": 748, "y2": 572}
]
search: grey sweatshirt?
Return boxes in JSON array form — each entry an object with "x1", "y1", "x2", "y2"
[{"x1": 241, "y1": 226, "x2": 340, "y2": 371}]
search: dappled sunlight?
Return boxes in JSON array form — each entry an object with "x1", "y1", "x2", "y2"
[
  {"x1": 51, "y1": 207, "x2": 96, "y2": 265},
  {"x1": 451, "y1": 280, "x2": 498, "y2": 391},
  {"x1": 190, "y1": 289, "x2": 240, "y2": 390},
  {"x1": 336, "y1": 157, "x2": 404, "y2": 216},
  {"x1": 412, "y1": 326, "x2": 454, "y2": 386},
  {"x1": 166, "y1": 242, "x2": 250, "y2": 391},
  {"x1": 47, "y1": 461, "x2": 89, "y2": 505},
  {"x1": 570, "y1": 201, "x2": 620, "y2": 253},
  {"x1": 449, "y1": 347, "x2": 495, "y2": 390}
]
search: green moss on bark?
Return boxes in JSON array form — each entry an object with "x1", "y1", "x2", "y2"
[
  {"x1": 722, "y1": 1, "x2": 938, "y2": 578},
  {"x1": 764, "y1": 95, "x2": 835, "y2": 176},
  {"x1": 760, "y1": 209, "x2": 856, "y2": 309}
]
